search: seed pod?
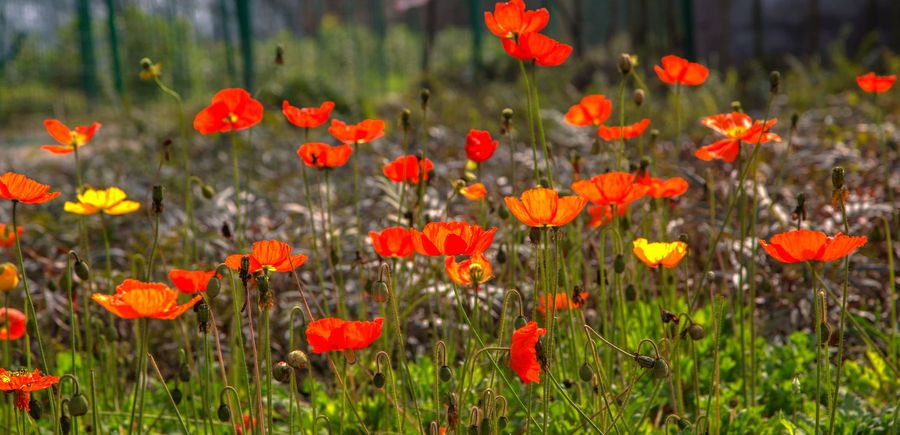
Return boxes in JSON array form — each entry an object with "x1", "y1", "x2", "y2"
[
  {"x1": 420, "y1": 88, "x2": 431, "y2": 109},
  {"x1": 217, "y1": 404, "x2": 231, "y2": 422},
  {"x1": 206, "y1": 277, "x2": 221, "y2": 298},
  {"x1": 514, "y1": 316, "x2": 527, "y2": 329},
  {"x1": 497, "y1": 204, "x2": 509, "y2": 220},
  {"x1": 171, "y1": 387, "x2": 183, "y2": 405},
  {"x1": 179, "y1": 363, "x2": 191, "y2": 383},
  {"x1": 74, "y1": 260, "x2": 90, "y2": 281},
  {"x1": 68, "y1": 393, "x2": 89, "y2": 416},
  {"x1": 60, "y1": 415, "x2": 71, "y2": 435},
  {"x1": 201, "y1": 184, "x2": 215, "y2": 200},
  {"x1": 400, "y1": 109, "x2": 412, "y2": 131},
  {"x1": 439, "y1": 365, "x2": 453, "y2": 383},
  {"x1": 651, "y1": 358, "x2": 670, "y2": 379},
  {"x1": 371, "y1": 280, "x2": 390, "y2": 303},
  {"x1": 579, "y1": 363, "x2": 593, "y2": 382},
  {"x1": 372, "y1": 372, "x2": 386, "y2": 388},
  {"x1": 256, "y1": 274, "x2": 270, "y2": 294},
  {"x1": 634, "y1": 355, "x2": 656, "y2": 369},
  {"x1": 501, "y1": 108, "x2": 513, "y2": 124},
  {"x1": 498, "y1": 416, "x2": 508, "y2": 429},
  {"x1": 614, "y1": 255, "x2": 626, "y2": 274},
  {"x1": 496, "y1": 246, "x2": 506, "y2": 264},
  {"x1": 831, "y1": 166, "x2": 845, "y2": 190},
  {"x1": 273, "y1": 361, "x2": 292, "y2": 383},
  {"x1": 28, "y1": 399, "x2": 42, "y2": 420},
  {"x1": 287, "y1": 350, "x2": 309, "y2": 369},
  {"x1": 688, "y1": 323, "x2": 706, "y2": 340}
]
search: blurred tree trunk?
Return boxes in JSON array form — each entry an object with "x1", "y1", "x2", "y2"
[
  {"x1": 468, "y1": 0, "x2": 482, "y2": 79},
  {"x1": 374, "y1": 0, "x2": 388, "y2": 90},
  {"x1": 721, "y1": 0, "x2": 731, "y2": 66},
  {"x1": 77, "y1": 0, "x2": 98, "y2": 100},
  {"x1": 752, "y1": 0, "x2": 763, "y2": 59},
  {"x1": 104, "y1": 0, "x2": 123, "y2": 100},
  {"x1": 235, "y1": 0, "x2": 254, "y2": 90},
  {"x1": 219, "y1": 0, "x2": 237, "y2": 86},
  {"x1": 421, "y1": 0, "x2": 437, "y2": 85},
  {"x1": 679, "y1": 0, "x2": 694, "y2": 58}
]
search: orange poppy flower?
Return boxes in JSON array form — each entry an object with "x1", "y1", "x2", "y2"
[
  {"x1": 92, "y1": 279, "x2": 201, "y2": 320},
  {"x1": 169, "y1": 269, "x2": 217, "y2": 294},
  {"x1": 759, "y1": 230, "x2": 868, "y2": 264},
  {"x1": 564, "y1": 95, "x2": 613, "y2": 127},
  {"x1": 637, "y1": 176, "x2": 689, "y2": 199},
  {"x1": 505, "y1": 187, "x2": 587, "y2": 227},
  {"x1": 224, "y1": 240, "x2": 308, "y2": 274},
  {"x1": 282, "y1": 100, "x2": 335, "y2": 128},
  {"x1": 484, "y1": 0, "x2": 549, "y2": 39},
  {"x1": 0, "y1": 308, "x2": 25, "y2": 340},
  {"x1": 235, "y1": 413, "x2": 258, "y2": 435},
  {"x1": 536, "y1": 291, "x2": 588, "y2": 317},
  {"x1": 0, "y1": 172, "x2": 60, "y2": 204},
  {"x1": 305, "y1": 317, "x2": 384, "y2": 354},
  {"x1": 444, "y1": 254, "x2": 493, "y2": 286},
  {"x1": 571, "y1": 172, "x2": 647, "y2": 206},
  {"x1": 597, "y1": 118, "x2": 651, "y2": 141},
  {"x1": 459, "y1": 183, "x2": 488, "y2": 201},
  {"x1": 369, "y1": 227, "x2": 415, "y2": 258},
  {"x1": 297, "y1": 143, "x2": 353, "y2": 169},
  {"x1": 328, "y1": 119, "x2": 385, "y2": 144},
  {"x1": 383, "y1": 155, "x2": 434, "y2": 184},
  {"x1": 509, "y1": 321, "x2": 545, "y2": 384},
  {"x1": 0, "y1": 368, "x2": 60, "y2": 411},
  {"x1": 633, "y1": 238, "x2": 688, "y2": 269},
  {"x1": 0, "y1": 225, "x2": 23, "y2": 247},
  {"x1": 501, "y1": 32, "x2": 572, "y2": 67},
  {"x1": 0, "y1": 308, "x2": 26, "y2": 340},
  {"x1": 410, "y1": 221, "x2": 497, "y2": 256},
  {"x1": 856, "y1": 72, "x2": 896, "y2": 93},
  {"x1": 465, "y1": 130, "x2": 499, "y2": 163},
  {"x1": 193, "y1": 88, "x2": 264, "y2": 135},
  {"x1": 696, "y1": 112, "x2": 780, "y2": 163},
  {"x1": 40, "y1": 119, "x2": 102, "y2": 155},
  {"x1": 654, "y1": 55, "x2": 709, "y2": 86},
  {"x1": 0, "y1": 263, "x2": 18, "y2": 292},
  {"x1": 587, "y1": 204, "x2": 628, "y2": 228}
]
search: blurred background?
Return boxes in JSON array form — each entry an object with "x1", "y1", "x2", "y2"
[{"x1": 0, "y1": 0, "x2": 898, "y2": 129}]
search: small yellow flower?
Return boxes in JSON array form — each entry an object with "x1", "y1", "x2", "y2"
[
  {"x1": 0, "y1": 263, "x2": 19, "y2": 292},
  {"x1": 64, "y1": 187, "x2": 141, "y2": 216},
  {"x1": 139, "y1": 62, "x2": 162, "y2": 81},
  {"x1": 632, "y1": 238, "x2": 687, "y2": 269}
]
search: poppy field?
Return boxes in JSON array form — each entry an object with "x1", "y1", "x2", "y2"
[{"x1": 0, "y1": 0, "x2": 899, "y2": 434}]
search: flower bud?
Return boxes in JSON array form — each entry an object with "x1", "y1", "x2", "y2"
[
  {"x1": 221, "y1": 222, "x2": 232, "y2": 239},
  {"x1": 28, "y1": 399, "x2": 42, "y2": 420},
  {"x1": 171, "y1": 387, "x2": 183, "y2": 405},
  {"x1": 769, "y1": 71, "x2": 780, "y2": 94},
  {"x1": 217, "y1": 404, "x2": 231, "y2": 422},
  {"x1": 371, "y1": 280, "x2": 390, "y2": 303},
  {"x1": 60, "y1": 415, "x2": 71, "y2": 435},
  {"x1": 634, "y1": 355, "x2": 655, "y2": 368},
  {"x1": 420, "y1": 88, "x2": 431, "y2": 110},
  {"x1": 791, "y1": 112, "x2": 799, "y2": 129},
  {"x1": 439, "y1": 365, "x2": 453, "y2": 382},
  {"x1": 195, "y1": 300, "x2": 210, "y2": 332},
  {"x1": 633, "y1": 89, "x2": 645, "y2": 106},
  {"x1": 273, "y1": 361, "x2": 292, "y2": 383},
  {"x1": 275, "y1": 44, "x2": 284, "y2": 65},
  {"x1": 179, "y1": 363, "x2": 191, "y2": 382},
  {"x1": 496, "y1": 246, "x2": 506, "y2": 264},
  {"x1": 372, "y1": 372, "x2": 386, "y2": 388},
  {"x1": 69, "y1": 263, "x2": 89, "y2": 285},
  {"x1": 617, "y1": 53, "x2": 633, "y2": 75},
  {"x1": 401, "y1": 109, "x2": 412, "y2": 131},
  {"x1": 831, "y1": 166, "x2": 845, "y2": 190},
  {"x1": 152, "y1": 185, "x2": 164, "y2": 215},
  {"x1": 614, "y1": 254, "x2": 626, "y2": 274},
  {"x1": 579, "y1": 363, "x2": 593, "y2": 382},
  {"x1": 651, "y1": 358, "x2": 670, "y2": 379},
  {"x1": 497, "y1": 204, "x2": 509, "y2": 220},
  {"x1": 0, "y1": 263, "x2": 19, "y2": 292},
  {"x1": 206, "y1": 277, "x2": 221, "y2": 298},
  {"x1": 287, "y1": 350, "x2": 309, "y2": 369},
  {"x1": 202, "y1": 184, "x2": 215, "y2": 200},
  {"x1": 688, "y1": 323, "x2": 706, "y2": 340},
  {"x1": 514, "y1": 315, "x2": 527, "y2": 329},
  {"x1": 731, "y1": 101, "x2": 743, "y2": 113}
]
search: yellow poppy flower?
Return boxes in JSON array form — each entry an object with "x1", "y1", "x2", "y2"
[
  {"x1": 632, "y1": 238, "x2": 687, "y2": 269},
  {"x1": 0, "y1": 263, "x2": 18, "y2": 292},
  {"x1": 64, "y1": 187, "x2": 141, "y2": 216}
]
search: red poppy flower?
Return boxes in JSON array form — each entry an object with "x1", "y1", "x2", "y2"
[
  {"x1": 509, "y1": 321, "x2": 545, "y2": 384},
  {"x1": 759, "y1": 230, "x2": 868, "y2": 264},
  {"x1": 460, "y1": 183, "x2": 488, "y2": 201},
  {"x1": 856, "y1": 72, "x2": 896, "y2": 93},
  {"x1": 0, "y1": 172, "x2": 61, "y2": 204},
  {"x1": 597, "y1": 118, "x2": 650, "y2": 141},
  {"x1": 168, "y1": 269, "x2": 217, "y2": 294},
  {"x1": 297, "y1": 143, "x2": 353, "y2": 169},
  {"x1": 0, "y1": 368, "x2": 60, "y2": 411},
  {"x1": 282, "y1": 100, "x2": 335, "y2": 128},
  {"x1": 40, "y1": 119, "x2": 102, "y2": 155},
  {"x1": 328, "y1": 119, "x2": 385, "y2": 144},
  {"x1": 410, "y1": 222, "x2": 497, "y2": 256},
  {"x1": 654, "y1": 55, "x2": 709, "y2": 86},
  {"x1": 536, "y1": 291, "x2": 588, "y2": 317},
  {"x1": 224, "y1": 240, "x2": 308, "y2": 273},
  {"x1": 444, "y1": 254, "x2": 493, "y2": 286},
  {"x1": 696, "y1": 112, "x2": 780, "y2": 162},
  {"x1": 305, "y1": 317, "x2": 384, "y2": 354},
  {"x1": 92, "y1": 279, "x2": 202, "y2": 320},
  {"x1": 465, "y1": 130, "x2": 499, "y2": 163},
  {"x1": 587, "y1": 204, "x2": 628, "y2": 228},
  {"x1": 369, "y1": 227, "x2": 415, "y2": 259},
  {"x1": 0, "y1": 225, "x2": 23, "y2": 248},
  {"x1": 193, "y1": 88, "x2": 264, "y2": 135},
  {"x1": 571, "y1": 172, "x2": 647, "y2": 206},
  {"x1": 501, "y1": 32, "x2": 572, "y2": 67},
  {"x1": 564, "y1": 95, "x2": 613, "y2": 127},
  {"x1": 484, "y1": 0, "x2": 549, "y2": 39},
  {"x1": 0, "y1": 308, "x2": 26, "y2": 340},
  {"x1": 505, "y1": 187, "x2": 587, "y2": 227},
  {"x1": 637, "y1": 176, "x2": 688, "y2": 199},
  {"x1": 383, "y1": 155, "x2": 434, "y2": 184}
]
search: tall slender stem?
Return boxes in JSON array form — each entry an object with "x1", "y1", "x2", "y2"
[
  {"x1": 230, "y1": 133, "x2": 244, "y2": 248},
  {"x1": 828, "y1": 188, "x2": 852, "y2": 434}
]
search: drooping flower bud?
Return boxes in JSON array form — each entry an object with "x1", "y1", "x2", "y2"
[
  {"x1": 171, "y1": 387, "x2": 183, "y2": 405},
  {"x1": 206, "y1": 276, "x2": 221, "y2": 298},
  {"x1": 439, "y1": 365, "x2": 453, "y2": 382},
  {"x1": 769, "y1": 70, "x2": 781, "y2": 94},
  {"x1": 287, "y1": 350, "x2": 309, "y2": 369},
  {"x1": 633, "y1": 89, "x2": 645, "y2": 106},
  {"x1": 74, "y1": 259, "x2": 90, "y2": 281},
  {"x1": 651, "y1": 358, "x2": 670, "y2": 379},
  {"x1": 372, "y1": 371, "x2": 386, "y2": 388},
  {"x1": 217, "y1": 403, "x2": 231, "y2": 422},
  {"x1": 614, "y1": 254, "x2": 626, "y2": 274},
  {"x1": 273, "y1": 361, "x2": 292, "y2": 383},
  {"x1": 579, "y1": 362, "x2": 593, "y2": 382}
]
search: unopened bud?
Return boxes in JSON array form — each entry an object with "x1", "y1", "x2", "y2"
[
  {"x1": 651, "y1": 358, "x2": 670, "y2": 379},
  {"x1": 831, "y1": 166, "x2": 845, "y2": 190},
  {"x1": 372, "y1": 372, "x2": 386, "y2": 388},
  {"x1": 275, "y1": 44, "x2": 284, "y2": 65},
  {"x1": 273, "y1": 361, "x2": 292, "y2": 383},
  {"x1": 688, "y1": 323, "x2": 706, "y2": 340},
  {"x1": 68, "y1": 394, "x2": 89, "y2": 417},
  {"x1": 287, "y1": 350, "x2": 309, "y2": 369},
  {"x1": 217, "y1": 404, "x2": 231, "y2": 422},
  {"x1": 614, "y1": 254, "x2": 626, "y2": 274},
  {"x1": 206, "y1": 277, "x2": 220, "y2": 298},
  {"x1": 439, "y1": 365, "x2": 453, "y2": 382},
  {"x1": 371, "y1": 280, "x2": 389, "y2": 303},
  {"x1": 617, "y1": 53, "x2": 633, "y2": 75},
  {"x1": 152, "y1": 185, "x2": 164, "y2": 215},
  {"x1": 201, "y1": 184, "x2": 215, "y2": 199},
  {"x1": 633, "y1": 89, "x2": 645, "y2": 106},
  {"x1": 74, "y1": 259, "x2": 90, "y2": 281},
  {"x1": 420, "y1": 88, "x2": 431, "y2": 110},
  {"x1": 401, "y1": 109, "x2": 412, "y2": 131},
  {"x1": 514, "y1": 315, "x2": 527, "y2": 329},
  {"x1": 579, "y1": 363, "x2": 593, "y2": 382},
  {"x1": 28, "y1": 399, "x2": 42, "y2": 420},
  {"x1": 731, "y1": 101, "x2": 743, "y2": 113},
  {"x1": 769, "y1": 71, "x2": 781, "y2": 94},
  {"x1": 171, "y1": 387, "x2": 183, "y2": 405}
]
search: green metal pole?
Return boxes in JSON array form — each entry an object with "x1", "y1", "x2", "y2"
[
  {"x1": 104, "y1": 0, "x2": 123, "y2": 99},
  {"x1": 468, "y1": 0, "x2": 482, "y2": 80},
  {"x1": 680, "y1": 0, "x2": 695, "y2": 59},
  {"x1": 77, "y1": 0, "x2": 98, "y2": 100},
  {"x1": 220, "y1": 0, "x2": 237, "y2": 85},
  {"x1": 235, "y1": 0, "x2": 254, "y2": 90}
]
